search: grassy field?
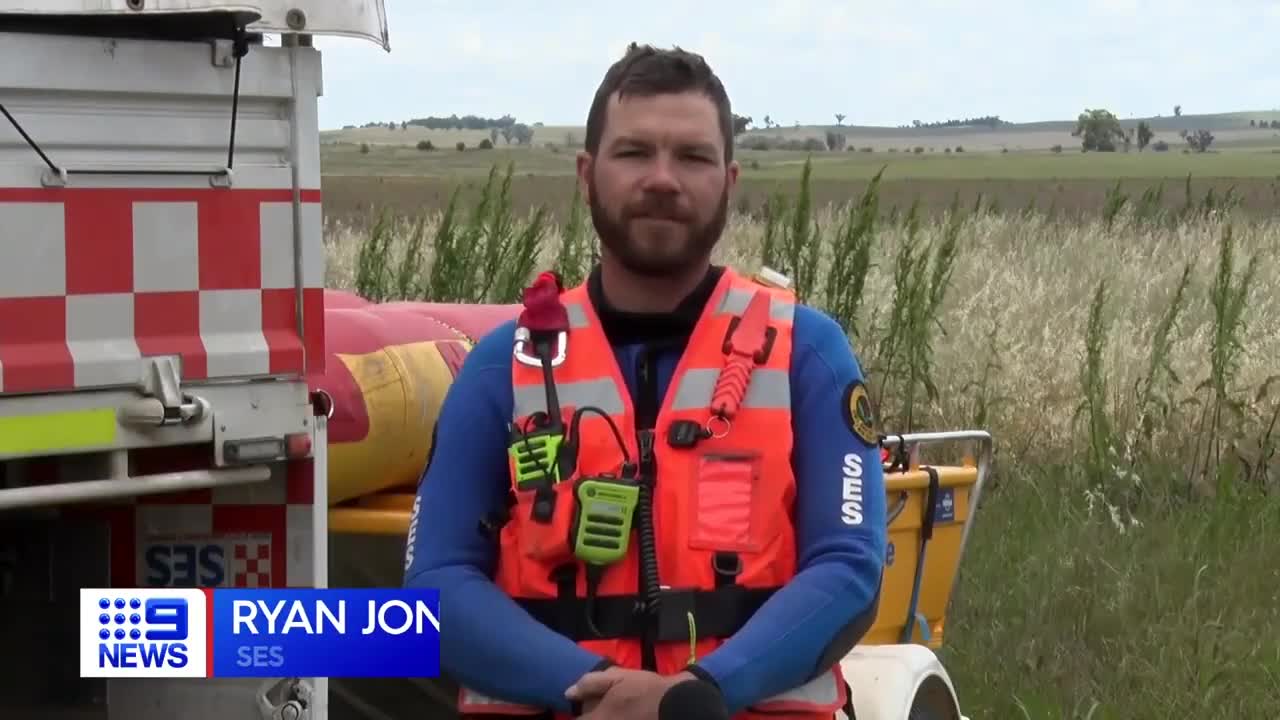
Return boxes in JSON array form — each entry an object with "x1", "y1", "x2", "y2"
[
  {"x1": 320, "y1": 122, "x2": 1280, "y2": 717},
  {"x1": 319, "y1": 117, "x2": 1280, "y2": 227}
]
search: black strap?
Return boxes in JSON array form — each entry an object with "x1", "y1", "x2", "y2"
[
  {"x1": 515, "y1": 583, "x2": 776, "y2": 643},
  {"x1": 920, "y1": 465, "x2": 940, "y2": 542},
  {"x1": 883, "y1": 434, "x2": 910, "y2": 473},
  {"x1": 900, "y1": 465, "x2": 940, "y2": 643}
]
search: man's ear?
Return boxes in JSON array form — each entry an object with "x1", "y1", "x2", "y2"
[
  {"x1": 576, "y1": 151, "x2": 593, "y2": 202},
  {"x1": 726, "y1": 159, "x2": 740, "y2": 192}
]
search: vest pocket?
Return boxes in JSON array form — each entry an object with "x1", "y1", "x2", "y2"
[
  {"x1": 688, "y1": 450, "x2": 762, "y2": 553},
  {"x1": 513, "y1": 480, "x2": 576, "y2": 566}
]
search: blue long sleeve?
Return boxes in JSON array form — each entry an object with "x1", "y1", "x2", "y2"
[
  {"x1": 688, "y1": 306, "x2": 888, "y2": 714},
  {"x1": 402, "y1": 321, "x2": 605, "y2": 713}
]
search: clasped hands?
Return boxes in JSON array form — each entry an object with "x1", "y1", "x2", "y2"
[{"x1": 565, "y1": 666, "x2": 697, "y2": 720}]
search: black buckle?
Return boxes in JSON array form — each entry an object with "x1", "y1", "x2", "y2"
[
  {"x1": 720, "y1": 316, "x2": 778, "y2": 364},
  {"x1": 712, "y1": 552, "x2": 742, "y2": 588}
]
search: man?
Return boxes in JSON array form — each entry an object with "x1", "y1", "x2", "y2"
[{"x1": 403, "y1": 43, "x2": 887, "y2": 720}]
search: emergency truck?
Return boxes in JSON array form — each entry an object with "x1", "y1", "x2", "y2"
[{"x1": 0, "y1": 3, "x2": 992, "y2": 718}]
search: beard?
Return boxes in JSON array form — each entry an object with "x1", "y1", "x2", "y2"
[{"x1": 587, "y1": 173, "x2": 728, "y2": 278}]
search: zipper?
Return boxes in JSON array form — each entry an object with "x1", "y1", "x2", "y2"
[
  {"x1": 636, "y1": 426, "x2": 658, "y2": 671},
  {"x1": 637, "y1": 428, "x2": 655, "y2": 475},
  {"x1": 634, "y1": 347, "x2": 660, "y2": 671}
]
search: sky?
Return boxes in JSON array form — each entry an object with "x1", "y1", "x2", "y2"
[{"x1": 310, "y1": 0, "x2": 1280, "y2": 131}]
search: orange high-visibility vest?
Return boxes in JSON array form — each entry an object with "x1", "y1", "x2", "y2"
[{"x1": 458, "y1": 267, "x2": 850, "y2": 719}]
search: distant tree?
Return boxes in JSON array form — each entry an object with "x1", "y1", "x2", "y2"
[
  {"x1": 510, "y1": 123, "x2": 534, "y2": 145},
  {"x1": 732, "y1": 114, "x2": 752, "y2": 136},
  {"x1": 835, "y1": 113, "x2": 846, "y2": 125},
  {"x1": 416, "y1": 140, "x2": 434, "y2": 151},
  {"x1": 1136, "y1": 121, "x2": 1153, "y2": 151},
  {"x1": 909, "y1": 115, "x2": 1006, "y2": 129},
  {"x1": 1072, "y1": 108, "x2": 1126, "y2": 152},
  {"x1": 479, "y1": 138, "x2": 494, "y2": 149},
  {"x1": 824, "y1": 131, "x2": 846, "y2": 151},
  {"x1": 1174, "y1": 105, "x2": 1182, "y2": 117},
  {"x1": 406, "y1": 113, "x2": 518, "y2": 131},
  {"x1": 490, "y1": 128, "x2": 499, "y2": 145},
  {"x1": 1184, "y1": 129, "x2": 1214, "y2": 152},
  {"x1": 1250, "y1": 119, "x2": 1257, "y2": 127},
  {"x1": 455, "y1": 141, "x2": 466, "y2": 151}
]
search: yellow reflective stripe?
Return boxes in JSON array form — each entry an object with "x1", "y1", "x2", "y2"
[
  {"x1": 0, "y1": 408, "x2": 117, "y2": 455},
  {"x1": 716, "y1": 287, "x2": 795, "y2": 323},
  {"x1": 513, "y1": 378, "x2": 625, "y2": 419},
  {"x1": 669, "y1": 368, "x2": 790, "y2": 411}
]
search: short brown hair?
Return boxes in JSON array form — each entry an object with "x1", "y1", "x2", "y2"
[{"x1": 584, "y1": 42, "x2": 735, "y2": 162}]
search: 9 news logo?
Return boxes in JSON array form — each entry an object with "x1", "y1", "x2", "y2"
[{"x1": 79, "y1": 588, "x2": 209, "y2": 678}]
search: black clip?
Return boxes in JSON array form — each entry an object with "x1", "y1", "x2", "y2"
[
  {"x1": 712, "y1": 552, "x2": 742, "y2": 588},
  {"x1": 667, "y1": 420, "x2": 711, "y2": 448}
]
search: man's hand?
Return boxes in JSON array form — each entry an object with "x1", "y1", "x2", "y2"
[{"x1": 565, "y1": 667, "x2": 696, "y2": 720}]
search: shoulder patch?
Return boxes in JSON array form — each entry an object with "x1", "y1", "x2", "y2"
[{"x1": 842, "y1": 380, "x2": 879, "y2": 446}]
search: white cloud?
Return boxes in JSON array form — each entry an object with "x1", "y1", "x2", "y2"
[{"x1": 311, "y1": 0, "x2": 1280, "y2": 130}]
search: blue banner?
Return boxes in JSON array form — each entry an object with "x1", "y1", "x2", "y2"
[{"x1": 209, "y1": 588, "x2": 440, "y2": 678}]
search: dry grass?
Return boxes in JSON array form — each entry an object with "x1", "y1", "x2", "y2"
[{"x1": 324, "y1": 161, "x2": 1280, "y2": 718}]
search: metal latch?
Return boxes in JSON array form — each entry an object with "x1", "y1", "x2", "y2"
[
  {"x1": 211, "y1": 38, "x2": 236, "y2": 68},
  {"x1": 118, "y1": 356, "x2": 209, "y2": 428},
  {"x1": 257, "y1": 678, "x2": 312, "y2": 720}
]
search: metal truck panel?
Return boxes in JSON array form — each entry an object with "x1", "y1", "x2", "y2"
[
  {"x1": 0, "y1": 30, "x2": 325, "y2": 397},
  {"x1": 0, "y1": 0, "x2": 390, "y2": 49},
  {"x1": 82, "y1": 419, "x2": 330, "y2": 720}
]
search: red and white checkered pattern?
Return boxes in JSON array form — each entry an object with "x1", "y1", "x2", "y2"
[
  {"x1": 0, "y1": 187, "x2": 326, "y2": 394},
  {"x1": 233, "y1": 541, "x2": 272, "y2": 588}
]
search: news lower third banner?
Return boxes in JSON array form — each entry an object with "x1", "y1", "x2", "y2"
[{"x1": 79, "y1": 588, "x2": 440, "y2": 678}]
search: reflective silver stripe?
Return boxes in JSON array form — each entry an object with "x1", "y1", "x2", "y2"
[
  {"x1": 755, "y1": 670, "x2": 840, "y2": 707},
  {"x1": 565, "y1": 302, "x2": 589, "y2": 328},
  {"x1": 459, "y1": 687, "x2": 542, "y2": 712},
  {"x1": 669, "y1": 367, "x2": 790, "y2": 411},
  {"x1": 460, "y1": 688, "x2": 505, "y2": 705},
  {"x1": 716, "y1": 287, "x2": 795, "y2": 323},
  {"x1": 513, "y1": 377, "x2": 625, "y2": 419}
]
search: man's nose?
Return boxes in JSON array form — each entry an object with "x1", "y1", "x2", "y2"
[{"x1": 639, "y1": 152, "x2": 681, "y2": 193}]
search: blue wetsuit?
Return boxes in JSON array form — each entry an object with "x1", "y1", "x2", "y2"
[{"x1": 403, "y1": 266, "x2": 887, "y2": 716}]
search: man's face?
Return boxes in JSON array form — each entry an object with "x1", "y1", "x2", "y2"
[{"x1": 578, "y1": 90, "x2": 739, "y2": 277}]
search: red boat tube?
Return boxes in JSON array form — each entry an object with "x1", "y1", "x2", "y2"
[{"x1": 307, "y1": 290, "x2": 519, "y2": 509}]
